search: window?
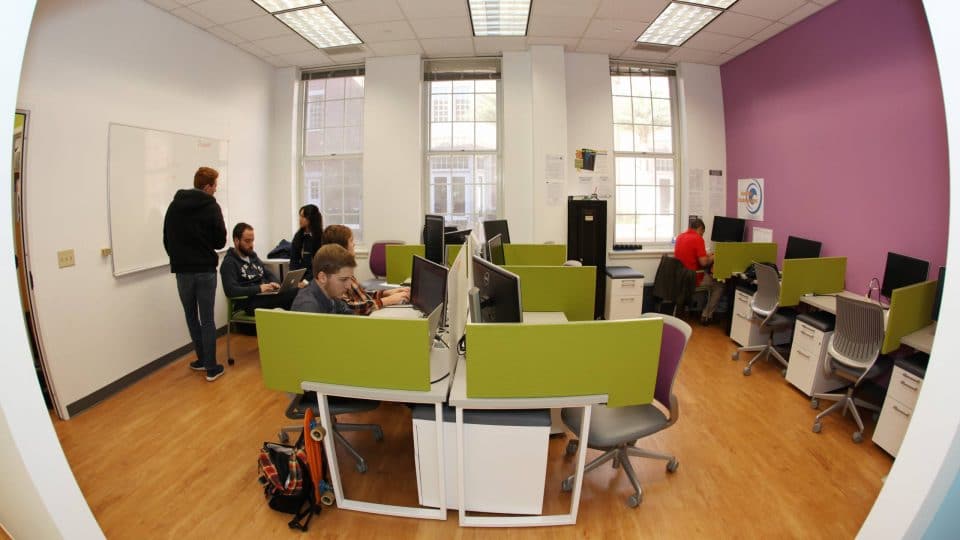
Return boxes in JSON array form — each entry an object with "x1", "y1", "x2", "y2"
[
  {"x1": 301, "y1": 69, "x2": 364, "y2": 240},
  {"x1": 611, "y1": 64, "x2": 679, "y2": 245},
  {"x1": 424, "y1": 59, "x2": 500, "y2": 231}
]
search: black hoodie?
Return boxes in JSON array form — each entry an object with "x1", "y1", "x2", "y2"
[{"x1": 163, "y1": 188, "x2": 226, "y2": 273}]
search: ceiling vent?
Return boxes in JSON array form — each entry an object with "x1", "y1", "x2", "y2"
[
  {"x1": 633, "y1": 43, "x2": 674, "y2": 53},
  {"x1": 324, "y1": 44, "x2": 367, "y2": 56}
]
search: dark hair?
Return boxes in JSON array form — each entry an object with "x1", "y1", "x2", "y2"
[
  {"x1": 689, "y1": 217, "x2": 706, "y2": 230},
  {"x1": 300, "y1": 204, "x2": 323, "y2": 241},
  {"x1": 312, "y1": 244, "x2": 356, "y2": 277},
  {"x1": 232, "y1": 222, "x2": 253, "y2": 241},
  {"x1": 321, "y1": 224, "x2": 353, "y2": 250},
  {"x1": 194, "y1": 167, "x2": 218, "y2": 189}
]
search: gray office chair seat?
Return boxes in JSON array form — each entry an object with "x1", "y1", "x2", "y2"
[
  {"x1": 329, "y1": 396, "x2": 379, "y2": 415},
  {"x1": 562, "y1": 404, "x2": 668, "y2": 449},
  {"x1": 280, "y1": 392, "x2": 384, "y2": 473}
]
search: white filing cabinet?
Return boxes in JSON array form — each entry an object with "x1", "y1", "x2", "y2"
[
  {"x1": 873, "y1": 364, "x2": 924, "y2": 457},
  {"x1": 605, "y1": 266, "x2": 645, "y2": 320},
  {"x1": 730, "y1": 286, "x2": 791, "y2": 347},
  {"x1": 785, "y1": 313, "x2": 846, "y2": 396}
]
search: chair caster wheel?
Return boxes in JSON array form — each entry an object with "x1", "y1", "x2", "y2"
[
  {"x1": 731, "y1": 352, "x2": 739, "y2": 361},
  {"x1": 812, "y1": 422, "x2": 822, "y2": 433},
  {"x1": 810, "y1": 398, "x2": 819, "y2": 409},
  {"x1": 560, "y1": 478, "x2": 574, "y2": 492},
  {"x1": 666, "y1": 459, "x2": 679, "y2": 473},
  {"x1": 627, "y1": 494, "x2": 641, "y2": 508},
  {"x1": 373, "y1": 427, "x2": 384, "y2": 442},
  {"x1": 355, "y1": 461, "x2": 368, "y2": 473},
  {"x1": 278, "y1": 431, "x2": 289, "y2": 443},
  {"x1": 853, "y1": 431, "x2": 864, "y2": 443},
  {"x1": 228, "y1": 357, "x2": 235, "y2": 366},
  {"x1": 781, "y1": 368, "x2": 787, "y2": 377},
  {"x1": 565, "y1": 440, "x2": 579, "y2": 456},
  {"x1": 742, "y1": 367, "x2": 752, "y2": 376}
]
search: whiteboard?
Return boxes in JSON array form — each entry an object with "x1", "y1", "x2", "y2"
[{"x1": 107, "y1": 124, "x2": 229, "y2": 276}]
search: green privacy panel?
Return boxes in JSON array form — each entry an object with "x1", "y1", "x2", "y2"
[
  {"x1": 256, "y1": 310, "x2": 431, "y2": 393},
  {"x1": 503, "y1": 244, "x2": 567, "y2": 266},
  {"x1": 503, "y1": 265, "x2": 596, "y2": 321},
  {"x1": 446, "y1": 244, "x2": 462, "y2": 265},
  {"x1": 883, "y1": 280, "x2": 937, "y2": 354},
  {"x1": 779, "y1": 257, "x2": 847, "y2": 306},
  {"x1": 712, "y1": 242, "x2": 777, "y2": 281},
  {"x1": 465, "y1": 318, "x2": 663, "y2": 407},
  {"x1": 386, "y1": 244, "x2": 425, "y2": 285}
]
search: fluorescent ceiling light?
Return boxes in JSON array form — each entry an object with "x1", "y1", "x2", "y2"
[
  {"x1": 469, "y1": 0, "x2": 532, "y2": 37},
  {"x1": 276, "y1": 5, "x2": 362, "y2": 48},
  {"x1": 637, "y1": 2, "x2": 722, "y2": 46},
  {"x1": 682, "y1": 0, "x2": 738, "y2": 8},
  {"x1": 251, "y1": 0, "x2": 321, "y2": 12}
]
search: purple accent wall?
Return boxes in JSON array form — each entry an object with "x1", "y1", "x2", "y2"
[{"x1": 721, "y1": 0, "x2": 948, "y2": 294}]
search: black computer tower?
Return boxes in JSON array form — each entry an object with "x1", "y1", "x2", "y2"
[{"x1": 567, "y1": 198, "x2": 607, "y2": 319}]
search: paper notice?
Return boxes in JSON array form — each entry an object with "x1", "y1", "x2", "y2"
[{"x1": 546, "y1": 154, "x2": 564, "y2": 181}]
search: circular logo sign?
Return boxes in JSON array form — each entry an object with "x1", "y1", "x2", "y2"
[{"x1": 744, "y1": 179, "x2": 763, "y2": 215}]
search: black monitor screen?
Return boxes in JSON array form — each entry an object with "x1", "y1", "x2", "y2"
[
  {"x1": 881, "y1": 252, "x2": 930, "y2": 299},
  {"x1": 932, "y1": 266, "x2": 946, "y2": 321},
  {"x1": 784, "y1": 235, "x2": 823, "y2": 259},
  {"x1": 444, "y1": 229, "x2": 472, "y2": 245},
  {"x1": 487, "y1": 234, "x2": 505, "y2": 265},
  {"x1": 471, "y1": 255, "x2": 522, "y2": 323},
  {"x1": 483, "y1": 219, "x2": 511, "y2": 244},
  {"x1": 411, "y1": 255, "x2": 448, "y2": 317},
  {"x1": 424, "y1": 214, "x2": 445, "y2": 265},
  {"x1": 711, "y1": 216, "x2": 746, "y2": 242}
]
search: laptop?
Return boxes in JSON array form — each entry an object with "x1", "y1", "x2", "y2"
[{"x1": 257, "y1": 268, "x2": 306, "y2": 295}]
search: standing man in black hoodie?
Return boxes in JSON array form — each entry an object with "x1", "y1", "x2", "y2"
[{"x1": 163, "y1": 166, "x2": 227, "y2": 382}]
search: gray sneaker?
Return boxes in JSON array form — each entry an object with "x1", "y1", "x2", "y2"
[{"x1": 205, "y1": 365, "x2": 225, "y2": 382}]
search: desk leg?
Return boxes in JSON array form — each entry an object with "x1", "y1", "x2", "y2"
[{"x1": 316, "y1": 393, "x2": 344, "y2": 505}]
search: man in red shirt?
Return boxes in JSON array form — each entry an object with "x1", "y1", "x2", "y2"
[{"x1": 674, "y1": 217, "x2": 724, "y2": 324}]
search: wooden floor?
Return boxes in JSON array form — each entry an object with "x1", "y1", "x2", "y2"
[{"x1": 53, "y1": 321, "x2": 893, "y2": 539}]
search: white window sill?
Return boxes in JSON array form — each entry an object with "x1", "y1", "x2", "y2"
[{"x1": 608, "y1": 247, "x2": 672, "y2": 259}]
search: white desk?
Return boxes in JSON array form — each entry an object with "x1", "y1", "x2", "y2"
[
  {"x1": 800, "y1": 291, "x2": 890, "y2": 328},
  {"x1": 900, "y1": 322, "x2": 936, "y2": 354}
]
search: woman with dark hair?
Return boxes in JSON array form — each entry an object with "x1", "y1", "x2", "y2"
[{"x1": 290, "y1": 204, "x2": 323, "y2": 277}]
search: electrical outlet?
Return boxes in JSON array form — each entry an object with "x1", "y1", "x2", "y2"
[
  {"x1": 57, "y1": 249, "x2": 75, "y2": 268},
  {"x1": 101, "y1": 248, "x2": 112, "y2": 257}
]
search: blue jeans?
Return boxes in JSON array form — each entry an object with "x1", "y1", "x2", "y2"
[{"x1": 176, "y1": 272, "x2": 218, "y2": 370}]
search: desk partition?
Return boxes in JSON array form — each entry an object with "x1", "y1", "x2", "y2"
[
  {"x1": 504, "y1": 265, "x2": 596, "y2": 321},
  {"x1": 465, "y1": 319, "x2": 662, "y2": 407},
  {"x1": 257, "y1": 310, "x2": 432, "y2": 392},
  {"x1": 883, "y1": 280, "x2": 937, "y2": 354},
  {"x1": 503, "y1": 244, "x2": 567, "y2": 266},
  {"x1": 385, "y1": 245, "x2": 425, "y2": 285},
  {"x1": 779, "y1": 257, "x2": 846, "y2": 306},
  {"x1": 712, "y1": 242, "x2": 777, "y2": 280}
]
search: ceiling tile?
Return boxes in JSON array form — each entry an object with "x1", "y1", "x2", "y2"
[
  {"x1": 263, "y1": 55, "x2": 293, "y2": 67},
  {"x1": 325, "y1": 0, "x2": 405, "y2": 25},
  {"x1": 595, "y1": 0, "x2": 668, "y2": 21},
  {"x1": 750, "y1": 21, "x2": 788, "y2": 42},
  {"x1": 252, "y1": 34, "x2": 315, "y2": 55},
  {"x1": 223, "y1": 15, "x2": 291, "y2": 41},
  {"x1": 236, "y1": 41, "x2": 272, "y2": 57},
  {"x1": 714, "y1": 53, "x2": 734, "y2": 65},
  {"x1": 528, "y1": 16, "x2": 591, "y2": 38},
  {"x1": 279, "y1": 49, "x2": 334, "y2": 68},
  {"x1": 188, "y1": 0, "x2": 267, "y2": 25},
  {"x1": 584, "y1": 18, "x2": 648, "y2": 40},
  {"x1": 409, "y1": 17, "x2": 472, "y2": 39},
  {"x1": 667, "y1": 46, "x2": 724, "y2": 65},
  {"x1": 705, "y1": 11, "x2": 770, "y2": 38},
  {"x1": 526, "y1": 37, "x2": 580, "y2": 51},
  {"x1": 576, "y1": 38, "x2": 631, "y2": 56},
  {"x1": 779, "y1": 2, "x2": 824, "y2": 25},
  {"x1": 683, "y1": 31, "x2": 743, "y2": 52},
  {"x1": 353, "y1": 20, "x2": 417, "y2": 42},
  {"x1": 145, "y1": 0, "x2": 181, "y2": 10},
  {"x1": 474, "y1": 37, "x2": 528, "y2": 55},
  {"x1": 206, "y1": 24, "x2": 246, "y2": 44},
  {"x1": 619, "y1": 47, "x2": 671, "y2": 62},
  {"x1": 724, "y1": 38, "x2": 760, "y2": 58},
  {"x1": 367, "y1": 39, "x2": 424, "y2": 56},
  {"x1": 729, "y1": 0, "x2": 807, "y2": 21},
  {"x1": 397, "y1": 0, "x2": 468, "y2": 19},
  {"x1": 531, "y1": 0, "x2": 601, "y2": 18},
  {"x1": 420, "y1": 37, "x2": 475, "y2": 56},
  {"x1": 170, "y1": 7, "x2": 216, "y2": 29}
]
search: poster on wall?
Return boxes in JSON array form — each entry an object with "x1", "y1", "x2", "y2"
[{"x1": 737, "y1": 178, "x2": 764, "y2": 221}]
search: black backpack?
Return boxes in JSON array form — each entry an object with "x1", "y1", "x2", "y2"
[{"x1": 257, "y1": 435, "x2": 320, "y2": 531}]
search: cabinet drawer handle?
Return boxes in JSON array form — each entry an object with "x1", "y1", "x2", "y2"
[
  {"x1": 899, "y1": 380, "x2": 919, "y2": 392},
  {"x1": 800, "y1": 328, "x2": 815, "y2": 338},
  {"x1": 620, "y1": 280, "x2": 636, "y2": 288},
  {"x1": 619, "y1": 297, "x2": 635, "y2": 303},
  {"x1": 795, "y1": 350, "x2": 811, "y2": 358},
  {"x1": 892, "y1": 405, "x2": 911, "y2": 417},
  {"x1": 901, "y1": 372, "x2": 921, "y2": 384},
  {"x1": 736, "y1": 313, "x2": 749, "y2": 320}
]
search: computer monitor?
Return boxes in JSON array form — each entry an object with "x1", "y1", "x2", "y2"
[
  {"x1": 411, "y1": 255, "x2": 448, "y2": 318},
  {"x1": 784, "y1": 235, "x2": 823, "y2": 259},
  {"x1": 880, "y1": 252, "x2": 930, "y2": 300},
  {"x1": 471, "y1": 255, "x2": 523, "y2": 323},
  {"x1": 483, "y1": 219, "x2": 511, "y2": 244},
  {"x1": 423, "y1": 214, "x2": 445, "y2": 265},
  {"x1": 932, "y1": 266, "x2": 946, "y2": 321},
  {"x1": 444, "y1": 229, "x2": 472, "y2": 245},
  {"x1": 487, "y1": 234, "x2": 505, "y2": 266},
  {"x1": 711, "y1": 216, "x2": 746, "y2": 242}
]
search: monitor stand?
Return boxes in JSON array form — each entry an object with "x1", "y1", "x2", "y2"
[{"x1": 429, "y1": 335, "x2": 455, "y2": 383}]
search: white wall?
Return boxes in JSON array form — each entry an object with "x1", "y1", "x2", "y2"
[
  {"x1": 268, "y1": 67, "x2": 300, "y2": 248},
  {"x1": 529, "y1": 46, "x2": 568, "y2": 244},
  {"x1": 502, "y1": 52, "x2": 534, "y2": 242},
  {"x1": 17, "y1": 0, "x2": 275, "y2": 415}
]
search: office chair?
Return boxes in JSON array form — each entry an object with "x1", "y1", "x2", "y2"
[
  {"x1": 225, "y1": 296, "x2": 256, "y2": 366},
  {"x1": 652, "y1": 255, "x2": 694, "y2": 317},
  {"x1": 279, "y1": 392, "x2": 383, "y2": 473},
  {"x1": 811, "y1": 296, "x2": 885, "y2": 443},
  {"x1": 361, "y1": 240, "x2": 403, "y2": 291},
  {"x1": 560, "y1": 313, "x2": 691, "y2": 508},
  {"x1": 731, "y1": 263, "x2": 795, "y2": 376}
]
